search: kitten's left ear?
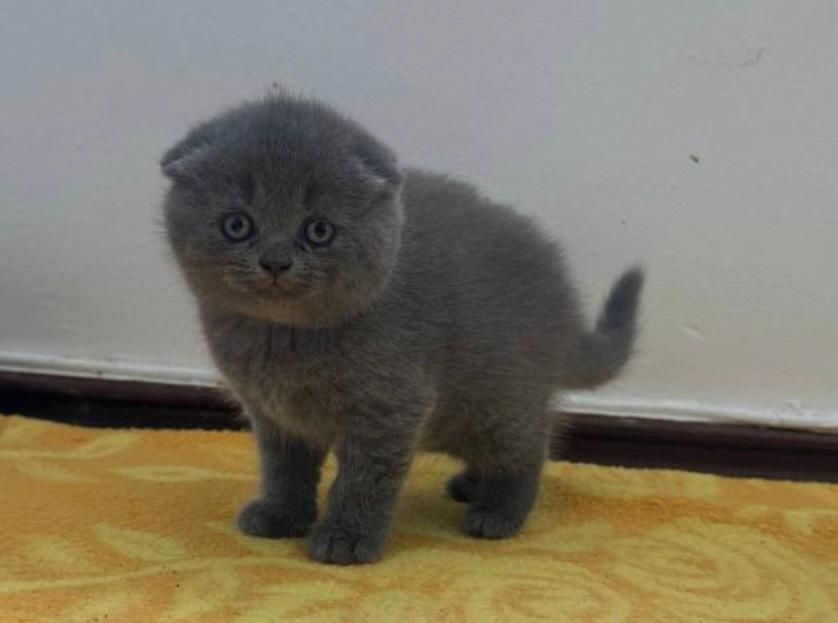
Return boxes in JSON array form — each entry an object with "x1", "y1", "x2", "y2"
[{"x1": 352, "y1": 139, "x2": 403, "y2": 194}]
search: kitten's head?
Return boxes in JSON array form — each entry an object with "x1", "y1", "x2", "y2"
[{"x1": 160, "y1": 93, "x2": 404, "y2": 326}]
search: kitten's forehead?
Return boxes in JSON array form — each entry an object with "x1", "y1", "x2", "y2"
[
  {"x1": 231, "y1": 126, "x2": 354, "y2": 201},
  {"x1": 240, "y1": 151, "x2": 349, "y2": 213}
]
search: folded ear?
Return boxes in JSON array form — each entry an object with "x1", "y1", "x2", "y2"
[
  {"x1": 159, "y1": 140, "x2": 213, "y2": 182},
  {"x1": 352, "y1": 139, "x2": 403, "y2": 195}
]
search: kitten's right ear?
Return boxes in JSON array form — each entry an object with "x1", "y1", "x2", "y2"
[{"x1": 159, "y1": 141, "x2": 212, "y2": 182}]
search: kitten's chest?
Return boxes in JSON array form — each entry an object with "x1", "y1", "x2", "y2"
[{"x1": 206, "y1": 317, "x2": 350, "y2": 437}]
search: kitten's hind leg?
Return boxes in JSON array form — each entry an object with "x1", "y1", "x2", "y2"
[
  {"x1": 238, "y1": 415, "x2": 326, "y2": 539},
  {"x1": 461, "y1": 409, "x2": 550, "y2": 539},
  {"x1": 463, "y1": 463, "x2": 543, "y2": 539}
]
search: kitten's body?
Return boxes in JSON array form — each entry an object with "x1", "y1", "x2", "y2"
[
  {"x1": 162, "y1": 94, "x2": 642, "y2": 565},
  {"x1": 207, "y1": 171, "x2": 575, "y2": 447}
]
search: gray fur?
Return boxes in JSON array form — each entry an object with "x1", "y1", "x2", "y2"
[{"x1": 160, "y1": 92, "x2": 643, "y2": 565}]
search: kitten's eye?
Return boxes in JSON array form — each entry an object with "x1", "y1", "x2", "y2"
[
  {"x1": 303, "y1": 219, "x2": 336, "y2": 247},
  {"x1": 221, "y1": 213, "x2": 254, "y2": 241}
]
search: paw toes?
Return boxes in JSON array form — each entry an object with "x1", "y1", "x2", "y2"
[
  {"x1": 308, "y1": 524, "x2": 383, "y2": 565},
  {"x1": 463, "y1": 508, "x2": 523, "y2": 540}
]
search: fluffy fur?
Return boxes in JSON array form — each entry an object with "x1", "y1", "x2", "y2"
[{"x1": 161, "y1": 93, "x2": 643, "y2": 565}]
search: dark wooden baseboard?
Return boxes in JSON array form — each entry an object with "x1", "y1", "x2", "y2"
[
  {"x1": 1, "y1": 371, "x2": 837, "y2": 483},
  {"x1": 0, "y1": 370, "x2": 228, "y2": 409}
]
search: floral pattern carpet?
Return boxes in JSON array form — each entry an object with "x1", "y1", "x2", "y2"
[{"x1": 1, "y1": 414, "x2": 837, "y2": 622}]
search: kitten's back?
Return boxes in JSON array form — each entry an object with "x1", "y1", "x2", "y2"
[
  {"x1": 397, "y1": 169, "x2": 582, "y2": 385},
  {"x1": 397, "y1": 169, "x2": 642, "y2": 391}
]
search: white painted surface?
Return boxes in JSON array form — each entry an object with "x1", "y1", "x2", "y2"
[{"x1": 1, "y1": 1, "x2": 836, "y2": 430}]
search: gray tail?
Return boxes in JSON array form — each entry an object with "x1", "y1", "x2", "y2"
[{"x1": 563, "y1": 267, "x2": 644, "y2": 389}]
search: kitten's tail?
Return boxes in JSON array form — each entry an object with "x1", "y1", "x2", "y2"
[{"x1": 563, "y1": 267, "x2": 645, "y2": 389}]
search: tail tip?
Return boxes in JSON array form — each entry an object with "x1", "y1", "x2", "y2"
[{"x1": 602, "y1": 265, "x2": 645, "y2": 329}]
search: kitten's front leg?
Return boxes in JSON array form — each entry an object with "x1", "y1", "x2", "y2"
[
  {"x1": 238, "y1": 415, "x2": 326, "y2": 539},
  {"x1": 309, "y1": 408, "x2": 420, "y2": 565}
]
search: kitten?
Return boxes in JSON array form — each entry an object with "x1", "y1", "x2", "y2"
[{"x1": 160, "y1": 92, "x2": 643, "y2": 565}]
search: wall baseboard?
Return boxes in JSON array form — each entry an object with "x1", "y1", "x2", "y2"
[
  {"x1": 0, "y1": 351, "x2": 218, "y2": 388},
  {"x1": 2, "y1": 351, "x2": 837, "y2": 432},
  {"x1": 1, "y1": 369, "x2": 837, "y2": 483},
  {"x1": 562, "y1": 395, "x2": 838, "y2": 432}
]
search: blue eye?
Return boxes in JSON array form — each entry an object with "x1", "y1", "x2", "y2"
[
  {"x1": 304, "y1": 219, "x2": 335, "y2": 246},
  {"x1": 222, "y1": 213, "x2": 254, "y2": 241}
]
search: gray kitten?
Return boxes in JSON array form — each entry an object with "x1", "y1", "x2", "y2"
[{"x1": 160, "y1": 93, "x2": 643, "y2": 565}]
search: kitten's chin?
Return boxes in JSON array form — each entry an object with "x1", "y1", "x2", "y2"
[
  {"x1": 215, "y1": 293, "x2": 354, "y2": 328},
  {"x1": 199, "y1": 272, "x2": 393, "y2": 327},
  {"x1": 251, "y1": 282, "x2": 312, "y2": 301},
  {"x1": 214, "y1": 296, "x2": 309, "y2": 325},
  {"x1": 211, "y1": 286, "x2": 379, "y2": 328}
]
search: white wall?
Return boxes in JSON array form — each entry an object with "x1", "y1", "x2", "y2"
[{"x1": 1, "y1": 1, "x2": 836, "y2": 430}]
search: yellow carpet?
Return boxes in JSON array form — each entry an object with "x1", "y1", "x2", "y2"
[{"x1": 1, "y1": 415, "x2": 837, "y2": 622}]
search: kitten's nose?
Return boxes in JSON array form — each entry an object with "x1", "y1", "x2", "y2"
[{"x1": 259, "y1": 256, "x2": 294, "y2": 276}]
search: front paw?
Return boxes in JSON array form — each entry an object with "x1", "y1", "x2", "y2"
[
  {"x1": 237, "y1": 498, "x2": 314, "y2": 539},
  {"x1": 308, "y1": 523, "x2": 385, "y2": 565}
]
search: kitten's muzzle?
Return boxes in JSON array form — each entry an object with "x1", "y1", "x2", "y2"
[
  {"x1": 258, "y1": 255, "x2": 294, "y2": 277},
  {"x1": 249, "y1": 267, "x2": 310, "y2": 298}
]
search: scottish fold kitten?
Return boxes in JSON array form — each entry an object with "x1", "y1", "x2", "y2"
[{"x1": 161, "y1": 93, "x2": 643, "y2": 565}]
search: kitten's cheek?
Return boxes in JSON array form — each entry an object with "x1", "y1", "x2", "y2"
[{"x1": 221, "y1": 276, "x2": 242, "y2": 291}]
